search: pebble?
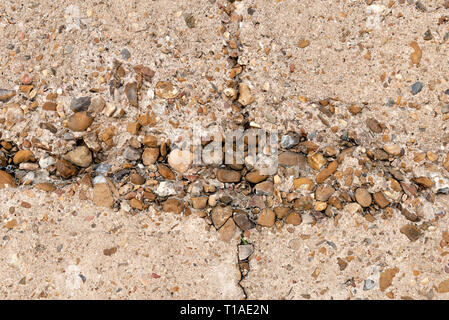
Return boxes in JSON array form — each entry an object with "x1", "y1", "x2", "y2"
[
  {"x1": 245, "y1": 170, "x2": 267, "y2": 183},
  {"x1": 90, "y1": 96, "x2": 106, "y2": 113},
  {"x1": 158, "y1": 163, "x2": 175, "y2": 180},
  {"x1": 162, "y1": 198, "x2": 184, "y2": 214},
  {"x1": 130, "y1": 173, "x2": 145, "y2": 185},
  {"x1": 217, "y1": 169, "x2": 241, "y2": 183},
  {"x1": 355, "y1": 188, "x2": 372, "y2": 207},
  {"x1": 383, "y1": 144, "x2": 401, "y2": 156},
  {"x1": 35, "y1": 182, "x2": 56, "y2": 192},
  {"x1": 211, "y1": 206, "x2": 233, "y2": 228},
  {"x1": 379, "y1": 268, "x2": 399, "y2": 291},
  {"x1": 20, "y1": 74, "x2": 33, "y2": 85},
  {"x1": 316, "y1": 161, "x2": 338, "y2": 184},
  {"x1": 0, "y1": 89, "x2": 16, "y2": 102},
  {"x1": 237, "y1": 83, "x2": 254, "y2": 106},
  {"x1": 238, "y1": 244, "x2": 254, "y2": 261},
  {"x1": 13, "y1": 150, "x2": 35, "y2": 164},
  {"x1": 191, "y1": 197, "x2": 208, "y2": 209},
  {"x1": 257, "y1": 209, "x2": 275, "y2": 227},
  {"x1": 366, "y1": 118, "x2": 382, "y2": 133},
  {"x1": 0, "y1": 170, "x2": 16, "y2": 188},
  {"x1": 363, "y1": 279, "x2": 376, "y2": 291},
  {"x1": 285, "y1": 212, "x2": 302, "y2": 225},
  {"x1": 307, "y1": 153, "x2": 326, "y2": 171},
  {"x1": 400, "y1": 224, "x2": 421, "y2": 242},
  {"x1": 93, "y1": 183, "x2": 114, "y2": 208},
  {"x1": 133, "y1": 65, "x2": 155, "y2": 82},
  {"x1": 67, "y1": 112, "x2": 94, "y2": 132},
  {"x1": 373, "y1": 191, "x2": 390, "y2": 208},
  {"x1": 281, "y1": 134, "x2": 300, "y2": 149},
  {"x1": 64, "y1": 146, "x2": 92, "y2": 167},
  {"x1": 219, "y1": 218, "x2": 236, "y2": 242},
  {"x1": 254, "y1": 181, "x2": 273, "y2": 195},
  {"x1": 70, "y1": 97, "x2": 91, "y2": 112},
  {"x1": 120, "y1": 48, "x2": 131, "y2": 60},
  {"x1": 293, "y1": 177, "x2": 314, "y2": 191},
  {"x1": 411, "y1": 81, "x2": 424, "y2": 95},
  {"x1": 125, "y1": 82, "x2": 138, "y2": 107},
  {"x1": 278, "y1": 152, "x2": 306, "y2": 169},
  {"x1": 168, "y1": 149, "x2": 192, "y2": 174},
  {"x1": 130, "y1": 198, "x2": 144, "y2": 210},
  {"x1": 123, "y1": 146, "x2": 141, "y2": 161},
  {"x1": 56, "y1": 159, "x2": 78, "y2": 179},
  {"x1": 155, "y1": 81, "x2": 178, "y2": 99},
  {"x1": 412, "y1": 177, "x2": 434, "y2": 188},
  {"x1": 155, "y1": 181, "x2": 177, "y2": 197},
  {"x1": 39, "y1": 156, "x2": 56, "y2": 169},
  {"x1": 315, "y1": 185, "x2": 335, "y2": 201},
  {"x1": 233, "y1": 212, "x2": 255, "y2": 231},
  {"x1": 142, "y1": 147, "x2": 159, "y2": 165}
]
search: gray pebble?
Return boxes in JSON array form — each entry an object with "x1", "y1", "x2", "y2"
[
  {"x1": 363, "y1": 279, "x2": 375, "y2": 291},
  {"x1": 281, "y1": 134, "x2": 300, "y2": 149},
  {"x1": 120, "y1": 48, "x2": 130, "y2": 60},
  {"x1": 441, "y1": 104, "x2": 449, "y2": 114},
  {"x1": 411, "y1": 81, "x2": 424, "y2": 95},
  {"x1": 238, "y1": 244, "x2": 254, "y2": 261},
  {"x1": 70, "y1": 96, "x2": 91, "y2": 112}
]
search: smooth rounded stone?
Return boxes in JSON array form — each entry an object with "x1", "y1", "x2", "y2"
[
  {"x1": 13, "y1": 150, "x2": 35, "y2": 164},
  {"x1": 315, "y1": 185, "x2": 335, "y2": 202},
  {"x1": 411, "y1": 81, "x2": 424, "y2": 95},
  {"x1": 20, "y1": 73, "x2": 33, "y2": 85},
  {"x1": 35, "y1": 182, "x2": 56, "y2": 192},
  {"x1": 93, "y1": 183, "x2": 114, "y2": 208},
  {"x1": 383, "y1": 144, "x2": 401, "y2": 156},
  {"x1": 217, "y1": 169, "x2": 241, "y2": 183},
  {"x1": 314, "y1": 201, "x2": 327, "y2": 211},
  {"x1": 219, "y1": 218, "x2": 236, "y2": 242},
  {"x1": 70, "y1": 96, "x2": 91, "y2": 112},
  {"x1": 0, "y1": 170, "x2": 16, "y2": 188},
  {"x1": 142, "y1": 147, "x2": 159, "y2": 165},
  {"x1": 355, "y1": 188, "x2": 372, "y2": 207},
  {"x1": 39, "y1": 156, "x2": 56, "y2": 169},
  {"x1": 211, "y1": 206, "x2": 233, "y2": 229},
  {"x1": 257, "y1": 209, "x2": 275, "y2": 227},
  {"x1": 237, "y1": 83, "x2": 254, "y2": 106},
  {"x1": 125, "y1": 82, "x2": 138, "y2": 107},
  {"x1": 130, "y1": 173, "x2": 145, "y2": 185},
  {"x1": 254, "y1": 181, "x2": 274, "y2": 195},
  {"x1": 245, "y1": 170, "x2": 267, "y2": 184},
  {"x1": 400, "y1": 224, "x2": 421, "y2": 242},
  {"x1": 233, "y1": 212, "x2": 255, "y2": 231},
  {"x1": 238, "y1": 244, "x2": 254, "y2": 261},
  {"x1": 130, "y1": 198, "x2": 144, "y2": 210},
  {"x1": 288, "y1": 238, "x2": 301, "y2": 251},
  {"x1": 316, "y1": 161, "x2": 338, "y2": 184},
  {"x1": 168, "y1": 149, "x2": 192, "y2": 174},
  {"x1": 123, "y1": 146, "x2": 141, "y2": 161},
  {"x1": 278, "y1": 151, "x2": 306, "y2": 169},
  {"x1": 366, "y1": 118, "x2": 382, "y2": 133},
  {"x1": 155, "y1": 81, "x2": 178, "y2": 99},
  {"x1": 157, "y1": 163, "x2": 175, "y2": 180},
  {"x1": 0, "y1": 89, "x2": 16, "y2": 102},
  {"x1": 120, "y1": 48, "x2": 131, "y2": 60},
  {"x1": 64, "y1": 146, "x2": 92, "y2": 168},
  {"x1": 281, "y1": 134, "x2": 300, "y2": 149},
  {"x1": 191, "y1": 197, "x2": 208, "y2": 209},
  {"x1": 162, "y1": 198, "x2": 184, "y2": 214},
  {"x1": 56, "y1": 159, "x2": 77, "y2": 179},
  {"x1": 155, "y1": 181, "x2": 177, "y2": 197},
  {"x1": 373, "y1": 191, "x2": 390, "y2": 208},
  {"x1": 285, "y1": 211, "x2": 302, "y2": 226},
  {"x1": 301, "y1": 213, "x2": 316, "y2": 225},
  {"x1": 67, "y1": 112, "x2": 93, "y2": 132}
]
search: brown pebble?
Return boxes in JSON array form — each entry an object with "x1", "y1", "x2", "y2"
[
  {"x1": 355, "y1": 188, "x2": 372, "y2": 207},
  {"x1": 373, "y1": 191, "x2": 390, "y2": 208},
  {"x1": 130, "y1": 198, "x2": 144, "y2": 210},
  {"x1": 157, "y1": 163, "x2": 175, "y2": 180},
  {"x1": 130, "y1": 173, "x2": 146, "y2": 185},
  {"x1": 13, "y1": 150, "x2": 35, "y2": 164},
  {"x1": 0, "y1": 170, "x2": 16, "y2": 188},
  {"x1": 125, "y1": 82, "x2": 138, "y2": 107},
  {"x1": 316, "y1": 161, "x2": 338, "y2": 184},
  {"x1": 245, "y1": 170, "x2": 268, "y2": 184},
  {"x1": 257, "y1": 208, "x2": 275, "y2": 227},
  {"x1": 400, "y1": 224, "x2": 421, "y2": 242},
  {"x1": 67, "y1": 112, "x2": 93, "y2": 132},
  {"x1": 35, "y1": 182, "x2": 56, "y2": 192},
  {"x1": 163, "y1": 198, "x2": 184, "y2": 214},
  {"x1": 56, "y1": 159, "x2": 77, "y2": 179},
  {"x1": 285, "y1": 212, "x2": 302, "y2": 226},
  {"x1": 93, "y1": 183, "x2": 114, "y2": 208},
  {"x1": 412, "y1": 177, "x2": 434, "y2": 188},
  {"x1": 142, "y1": 147, "x2": 159, "y2": 166},
  {"x1": 217, "y1": 169, "x2": 241, "y2": 183}
]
